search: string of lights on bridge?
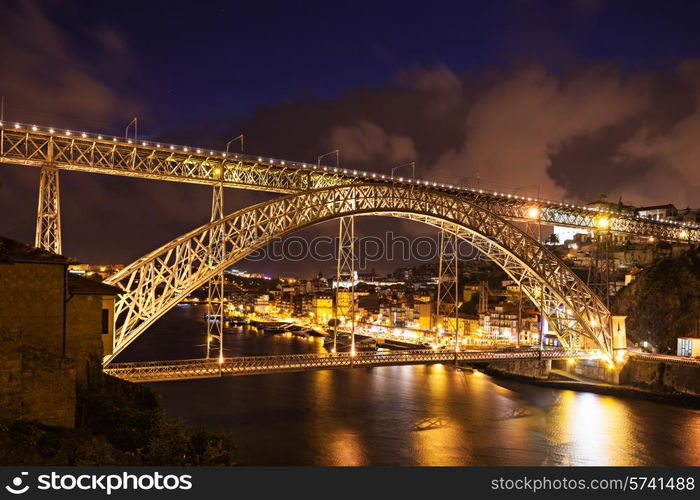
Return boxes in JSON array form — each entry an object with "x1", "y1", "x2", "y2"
[{"x1": 1, "y1": 120, "x2": 697, "y2": 236}]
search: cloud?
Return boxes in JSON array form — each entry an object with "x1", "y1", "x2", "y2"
[
  {"x1": 614, "y1": 60, "x2": 700, "y2": 207},
  {"x1": 430, "y1": 64, "x2": 651, "y2": 198},
  {"x1": 327, "y1": 121, "x2": 418, "y2": 165},
  {"x1": 0, "y1": 0, "x2": 141, "y2": 127}
]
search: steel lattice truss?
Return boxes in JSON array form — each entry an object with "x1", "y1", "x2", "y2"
[
  {"x1": 104, "y1": 184, "x2": 614, "y2": 363},
  {"x1": 205, "y1": 183, "x2": 225, "y2": 359},
  {"x1": 2, "y1": 124, "x2": 698, "y2": 243},
  {"x1": 35, "y1": 165, "x2": 61, "y2": 254},
  {"x1": 104, "y1": 348, "x2": 599, "y2": 382},
  {"x1": 335, "y1": 216, "x2": 355, "y2": 319},
  {"x1": 436, "y1": 229, "x2": 459, "y2": 336}
]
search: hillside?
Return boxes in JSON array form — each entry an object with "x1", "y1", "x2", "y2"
[{"x1": 614, "y1": 247, "x2": 700, "y2": 353}]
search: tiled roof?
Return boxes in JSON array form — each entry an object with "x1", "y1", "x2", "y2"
[
  {"x1": 0, "y1": 236, "x2": 71, "y2": 264},
  {"x1": 67, "y1": 273, "x2": 121, "y2": 295}
]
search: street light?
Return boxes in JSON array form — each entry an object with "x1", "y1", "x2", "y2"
[
  {"x1": 125, "y1": 117, "x2": 138, "y2": 142},
  {"x1": 391, "y1": 161, "x2": 416, "y2": 182},
  {"x1": 226, "y1": 134, "x2": 244, "y2": 155},
  {"x1": 526, "y1": 206, "x2": 541, "y2": 220},
  {"x1": 514, "y1": 183, "x2": 540, "y2": 200},
  {"x1": 596, "y1": 216, "x2": 610, "y2": 230},
  {"x1": 317, "y1": 150, "x2": 340, "y2": 169}
]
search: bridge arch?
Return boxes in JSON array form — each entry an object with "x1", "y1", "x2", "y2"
[{"x1": 104, "y1": 184, "x2": 612, "y2": 363}]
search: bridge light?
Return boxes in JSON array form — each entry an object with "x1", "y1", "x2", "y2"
[
  {"x1": 679, "y1": 230, "x2": 688, "y2": 239},
  {"x1": 169, "y1": 145, "x2": 174, "y2": 150},
  {"x1": 31, "y1": 125, "x2": 38, "y2": 131},
  {"x1": 648, "y1": 236, "x2": 655, "y2": 243},
  {"x1": 218, "y1": 354, "x2": 224, "y2": 364},
  {"x1": 98, "y1": 135, "x2": 103, "y2": 140},
  {"x1": 214, "y1": 167, "x2": 222, "y2": 176},
  {"x1": 49, "y1": 128, "x2": 55, "y2": 134},
  {"x1": 82, "y1": 132, "x2": 87, "y2": 138},
  {"x1": 143, "y1": 141, "x2": 147, "y2": 146},
  {"x1": 183, "y1": 147, "x2": 188, "y2": 152},
  {"x1": 66, "y1": 130, "x2": 71, "y2": 135},
  {"x1": 596, "y1": 216, "x2": 610, "y2": 230},
  {"x1": 14, "y1": 123, "x2": 20, "y2": 128},
  {"x1": 526, "y1": 206, "x2": 541, "y2": 220},
  {"x1": 113, "y1": 137, "x2": 117, "y2": 141}
]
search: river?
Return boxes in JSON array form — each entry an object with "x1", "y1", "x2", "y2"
[{"x1": 116, "y1": 304, "x2": 700, "y2": 466}]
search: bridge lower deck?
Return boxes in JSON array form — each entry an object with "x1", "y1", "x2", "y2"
[{"x1": 104, "y1": 349, "x2": 599, "y2": 382}]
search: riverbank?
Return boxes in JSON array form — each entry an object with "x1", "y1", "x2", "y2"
[{"x1": 477, "y1": 365, "x2": 700, "y2": 409}]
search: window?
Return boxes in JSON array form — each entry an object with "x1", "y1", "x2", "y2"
[{"x1": 101, "y1": 309, "x2": 110, "y2": 334}]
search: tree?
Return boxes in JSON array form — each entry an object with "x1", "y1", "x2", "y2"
[{"x1": 545, "y1": 233, "x2": 559, "y2": 245}]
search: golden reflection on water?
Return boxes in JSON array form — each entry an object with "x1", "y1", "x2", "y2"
[
  {"x1": 328, "y1": 428, "x2": 366, "y2": 466},
  {"x1": 411, "y1": 364, "x2": 473, "y2": 465},
  {"x1": 550, "y1": 390, "x2": 631, "y2": 465}
]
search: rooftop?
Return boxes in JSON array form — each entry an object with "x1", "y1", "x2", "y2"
[
  {"x1": 0, "y1": 236, "x2": 72, "y2": 265},
  {"x1": 67, "y1": 272, "x2": 121, "y2": 295}
]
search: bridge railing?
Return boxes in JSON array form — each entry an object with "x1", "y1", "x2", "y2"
[
  {"x1": 104, "y1": 349, "x2": 600, "y2": 381},
  {"x1": 629, "y1": 352, "x2": 700, "y2": 366}
]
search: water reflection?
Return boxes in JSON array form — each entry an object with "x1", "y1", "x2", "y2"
[{"x1": 124, "y1": 306, "x2": 700, "y2": 466}]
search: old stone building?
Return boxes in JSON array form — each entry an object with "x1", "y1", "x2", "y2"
[{"x1": 0, "y1": 236, "x2": 119, "y2": 428}]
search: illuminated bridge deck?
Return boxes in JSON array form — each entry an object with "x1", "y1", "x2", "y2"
[
  {"x1": 2, "y1": 122, "x2": 698, "y2": 242},
  {"x1": 104, "y1": 349, "x2": 599, "y2": 382}
]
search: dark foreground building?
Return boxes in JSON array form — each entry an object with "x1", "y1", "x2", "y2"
[{"x1": 0, "y1": 236, "x2": 119, "y2": 428}]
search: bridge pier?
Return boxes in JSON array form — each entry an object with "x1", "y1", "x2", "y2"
[
  {"x1": 436, "y1": 228, "x2": 459, "y2": 360},
  {"x1": 35, "y1": 164, "x2": 62, "y2": 254},
  {"x1": 335, "y1": 215, "x2": 356, "y2": 354},
  {"x1": 206, "y1": 181, "x2": 225, "y2": 360}
]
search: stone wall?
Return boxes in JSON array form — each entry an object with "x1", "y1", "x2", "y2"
[
  {"x1": 619, "y1": 357, "x2": 700, "y2": 396},
  {"x1": 567, "y1": 358, "x2": 620, "y2": 384},
  {"x1": 0, "y1": 328, "x2": 22, "y2": 422},
  {"x1": 19, "y1": 347, "x2": 76, "y2": 428},
  {"x1": 66, "y1": 294, "x2": 105, "y2": 388},
  {"x1": 0, "y1": 262, "x2": 65, "y2": 355},
  {"x1": 0, "y1": 328, "x2": 76, "y2": 428},
  {"x1": 484, "y1": 359, "x2": 551, "y2": 379}
]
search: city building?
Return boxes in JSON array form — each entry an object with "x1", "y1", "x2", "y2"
[{"x1": 677, "y1": 337, "x2": 700, "y2": 358}]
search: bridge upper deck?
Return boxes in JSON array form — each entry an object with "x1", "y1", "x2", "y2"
[{"x1": 1, "y1": 122, "x2": 698, "y2": 243}]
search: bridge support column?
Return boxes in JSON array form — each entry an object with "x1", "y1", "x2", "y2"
[
  {"x1": 437, "y1": 229, "x2": 459, "y2": 360},
  {"x1": 334, "y1": 216, "x2": 356, "y2": 355},
  {"x1": 206, "y1": 183, "x2": 225, "y2": 360},
  {"x1": 35, "y1": 165, "x2": 62, "y2": 254}
]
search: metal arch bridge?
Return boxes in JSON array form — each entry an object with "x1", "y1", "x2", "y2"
[
  {"x1": 104, "y1": 349, "x2": 598, "y2": 383},
  {"x1": 0, "y1": 122, "x2": 696, "y2": 370},
  {"x1": 104, "y1": 183, "x2": 614, "y2": 363},
  {"x1": 1, "y1": 122, "x2": 698, "y2": 243}
]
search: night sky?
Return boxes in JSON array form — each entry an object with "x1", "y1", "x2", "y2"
[{"x1": 1, "y1": 0, "x2": 699, "y2": 276}]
